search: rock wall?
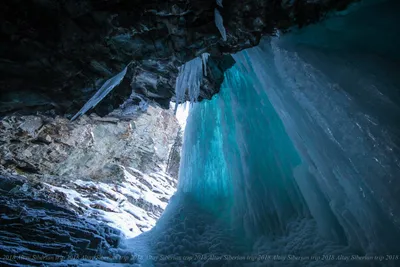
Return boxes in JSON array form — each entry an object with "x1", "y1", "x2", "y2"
[
  {"x1": 0, "y1": 105, "x2": 182, "y2": 265},
  {"x1": 0, "y1": 0, "x2": 357, "y2": 117},
  {"x1": 0, "y1": 106, "x2": 179, "y2": 181},
  {"x1": 166, "y1": 130, "x2": 183, "y2": 179},
  {"x1": 0, "y1": 175, "x2": 138, "y2": 266}
]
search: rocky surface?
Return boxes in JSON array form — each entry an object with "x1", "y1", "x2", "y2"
[
  {"x1": 0, "y1": 104, "x2": 182, "y2": 264},
  {"x1": 166, "y1": 130, "x2": 183, "y2": 179},
  {"x1": 0, "y1": 0, "x2": 357, "y2": 118},
  {"x1": 44, "y1": 168, "x2": 177, "y2": 238},
  {"x1": 0, "y1": 174, "x2": 138, "y2": 266},
  {"x1": 0, "y1": 106, "x2": 179, "y2": 180}
]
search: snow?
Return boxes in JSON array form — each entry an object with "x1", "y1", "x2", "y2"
[
  {"x1": 72, "y1": 66, "x2": 128, "y2": 120},
  {"x1": 143, "y1": 191, "x2": 166, "y2": 209},
  {"x1": 46, "y1": 167, "x2": 176, "y2": 239}
]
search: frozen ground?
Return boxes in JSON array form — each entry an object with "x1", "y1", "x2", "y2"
[{"x1": 46, "y1": 167, "x2": 177, "y2": 239}]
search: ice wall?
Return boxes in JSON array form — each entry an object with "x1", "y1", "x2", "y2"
[
  {"x1": 232, "y1": 0, "x2": 400, "y2": 255},
  {"x1": 136, "y1": 0, "x2": 400, "y2": 266}
]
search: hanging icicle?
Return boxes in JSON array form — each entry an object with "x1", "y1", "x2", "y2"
[
  {"x1": 214, "y1": 9, "x2": 227, "y2": 41},
  {"x1": 201, "y1": 53, "x2": 210, "y2": 77},
  {"x1": 174, "y1": 53, "x2": 210, "y2": 113},
  {"x1": 71, "y1": 67, "x2": 128, "y2": 121}
]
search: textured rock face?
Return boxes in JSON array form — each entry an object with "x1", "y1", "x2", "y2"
[
  {"x1": 166, "y1": 130, "x2": 183, "y2": 179},
  {"x1": 0, "y1": 105, "x2": 181, "y2": 264},
  {"x1": 0, "y1": 106, "x2": 179, "y2": 181},
  {"x1": 0, "y1": 175, "x2": 138, "y2": 266},
  {"x1": 0, "y1": 0, "x2": 356, "y2": 117}
]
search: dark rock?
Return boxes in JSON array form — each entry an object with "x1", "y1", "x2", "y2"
[
  {"x1": 0, "y1": 175, "x2": 136, "y2": 266},
  {"x1": 0, "y1": 0, "x2": 357, "y2": 117},
  {"x1": 167, "y1": 130, "x2": 183, "y2": 179}
]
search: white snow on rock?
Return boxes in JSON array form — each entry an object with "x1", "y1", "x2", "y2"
[{"x1": 46, "y1": 167, "x2": 177, "y2": 238}]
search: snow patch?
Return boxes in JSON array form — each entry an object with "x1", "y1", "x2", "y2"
[{"x1": 46, "y1": 168, "x2": 176, "y2": 238}]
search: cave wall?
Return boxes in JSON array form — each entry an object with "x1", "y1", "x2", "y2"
[
  {"x1": 0, "y1": 104, "x2": 181, "y2": 265},
  {"x1": 0, "y1": 106, "x2": 179, "y2": 180},
  {"x1": 0, "y1": 175, "x2": 138, "y2": 266},
  {"x1": 0, "y1": 0, "x2": 357, "y2": 118}
]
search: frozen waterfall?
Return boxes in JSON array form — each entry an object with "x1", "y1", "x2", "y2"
[{"x1": 129, "y1": 1, "x2": 400, "y2": 266}]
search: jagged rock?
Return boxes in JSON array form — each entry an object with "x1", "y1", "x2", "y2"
[
  {"x1": 0, "y1": 103, "x2": 180, "y2": 241},
  {"x1": 167, "y1": 130, "x2": 183, "y2": 179},
  {"x1": 0, "y1": 103, "x2": 181, "y2": 265},
  {"x1": 0, "y1": 175, "x2": 137, "y2": 266},
  {"x1": 0, "y1": 0, "x2": 357, "y2": 117},
  {"x1": 0, "y1": 105, "x2": 180, "y2": 182}
]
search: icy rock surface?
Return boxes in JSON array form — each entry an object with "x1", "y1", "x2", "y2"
[
  {"x1": 0, "y1": 104, "x2": 180, "y2": 242},
  {"x1": 46, "y1": 168, "x2": 177, "y2": 238},
  {"x1": 0, "y1": 175, "x2": 138, "y2": 266}
]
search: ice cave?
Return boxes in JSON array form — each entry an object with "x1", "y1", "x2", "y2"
[{"x1": 0, "y1": 0, "x2": 400, "y2": 266}]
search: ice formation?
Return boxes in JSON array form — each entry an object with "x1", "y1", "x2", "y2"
[
  {"x1": 174, "y1": 53, "x2": 210, "y2": 113},
  {"x1": 171, "y1": 102, "x2": 190, "y2": 130},
  {"x1": 131, "y1": 1, "x2": 400, "y2": 266},
  {"x1": 117, "y1": 92, "x2": 149, "y2": 117},
  {"x1": 214, "y1": 9, "x2": 227, "y2": 41},
  {"x1": 201, "y1": 53, "x2": 210, "y2": 77},
  {"x1": 72, "y1": 66, "x2": 128, "y2": 120}
]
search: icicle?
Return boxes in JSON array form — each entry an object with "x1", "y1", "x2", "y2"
[
  {"x1": 186, "y1": 58, "x2": 203, "y2": 103},
  {"x1": 174, "y1": 54, "x2": 210, "y2": 113},
  {"x1": 216, "y1": 0, "x2": 223, "y2": 8},
  {"x1": 175, "y1": 58, "x2": 203, "y2": 112},
  {"x1": 174, "y1": 64, "x2": 188, "y2": 114},
  {"x1": 201, "y1": 53, "x2": 210, "y2": 77},
  {"x1": 214, "y1": 9, "x2": 227, "y2": 41},
  {"x1": 71, "y1": 67, "x2": 128, "y2": 121}
]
